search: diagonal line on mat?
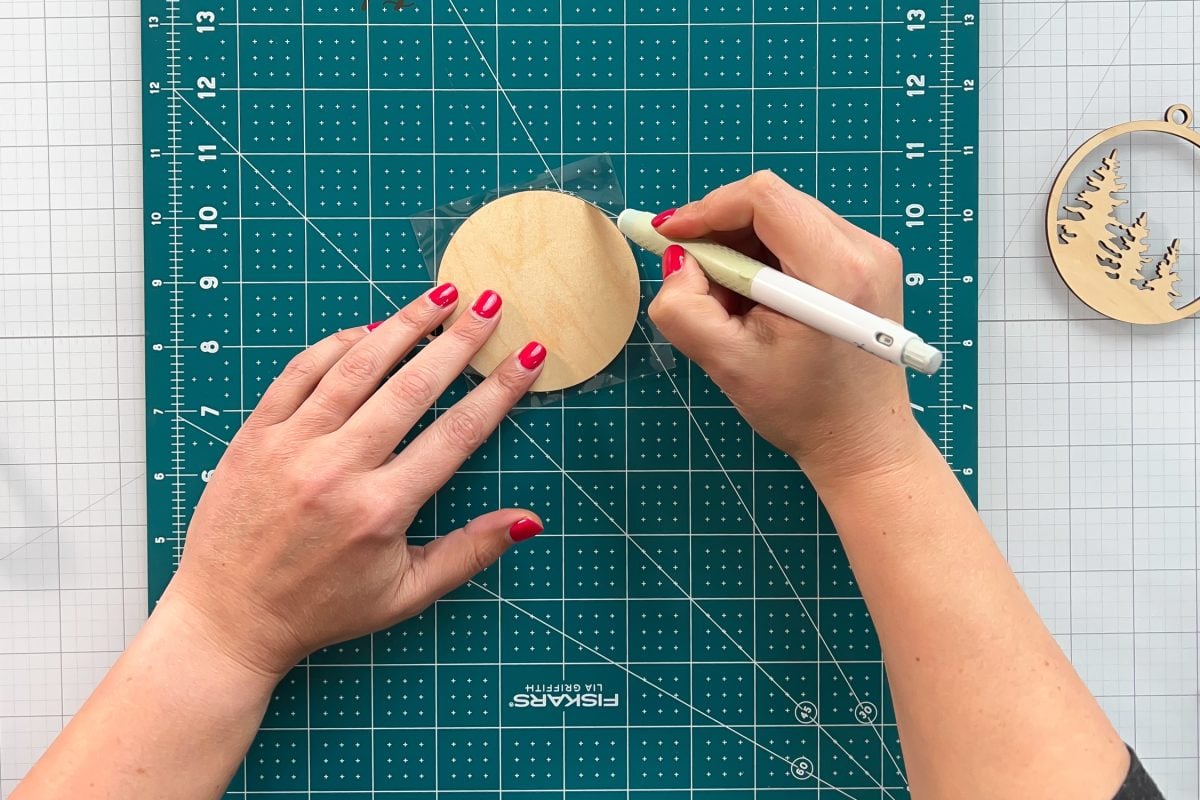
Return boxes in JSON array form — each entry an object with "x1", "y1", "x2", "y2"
[
  {"x1": 175, "y1": 86, "x2": 897, "y2": 795},
  {"x1": 176, "y1": 415, "x2": 231, "y2": 447},
  {"x1": 442, "y1": 0, "x2": 561, "y2": 188},
  {"x1": 175, "y1": 91, "x2": 406, "y2": 315},
  {"x1": 979, "y1": 1, "x2": 1147, "y2": 297},
  {"x1": 470, "y1": 579, "x2": 872, "y2": 799},
  {"x1": 627, "y1": 318, "x2": 908, "y2": 786}
]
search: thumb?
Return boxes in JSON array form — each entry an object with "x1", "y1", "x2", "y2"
[
  {"x1": 407, "y1": 509, "x2": 543, "y2": 606},
  {"x1": 648, "y1": 245, "x2": 747, "y2": 367}
]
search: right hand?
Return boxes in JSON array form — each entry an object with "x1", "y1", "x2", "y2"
[{"x1": 649, "y1": 171, "x2": 925, "y2": 483}]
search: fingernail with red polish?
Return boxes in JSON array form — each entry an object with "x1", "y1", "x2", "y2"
[
  {"x1": 663, "y1": 244, "x2": 685, "y2": 278},
  {"x1": 471, "y1": 289, "x2": 502, "y2": 319},
  {"x1": 429, "y1": 282, "x2": 458, "y2": 308},
  {"x1": 518, "y1": 341, "x2": 547, "y2": 371},
  {"x1": 366, "y1": 321, "x2": 385, "y2": 332},
  {"x1": 651, "y1": 208, "x2": 677, "y2": 228},
  {"x1": 509, "y1": 517, "x2": 543, "y2": 542}
]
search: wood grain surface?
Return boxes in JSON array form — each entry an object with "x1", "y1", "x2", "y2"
[{"x1": 438, "y1": 190, "x2": 641, "y2": 392}]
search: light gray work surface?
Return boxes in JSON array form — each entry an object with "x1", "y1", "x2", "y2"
[{"x1": 1, "y1": 0, "x2": 1197, "y2": 794}]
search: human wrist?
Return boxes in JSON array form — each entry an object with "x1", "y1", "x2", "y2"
[
  {"x1": 151, "y1": 588, "x2": 293, "y2": 689},
  {"x1": 793, "y1": 411, "x2": 932, "y2": 497}
]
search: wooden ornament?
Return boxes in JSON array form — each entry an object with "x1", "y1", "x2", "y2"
[
  {"x1": 436, "y1": 190, "x2": 641, "y2": 392},
  {"x1": 1047, "y1": 103, "x2": 1200, "y2": 324}
]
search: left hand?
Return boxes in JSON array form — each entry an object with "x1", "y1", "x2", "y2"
[{"x1": 160, "y1": 284, "x2": 547, "y2": 680}]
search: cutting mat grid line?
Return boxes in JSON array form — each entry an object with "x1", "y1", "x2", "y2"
[{"x1": 137, "y1": 0, "x2": 976, "y2": 795}]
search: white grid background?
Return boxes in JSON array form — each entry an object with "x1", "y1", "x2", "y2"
[
  {"x1": 980, "y1": 0, "x2": 1200, "y2": 793},
  {"x1": 1, "y1": 0, "x2": 147, "y2": 795},
  {"x1": 1, "y1": 0, "x2": 1199, "y2": 796}
]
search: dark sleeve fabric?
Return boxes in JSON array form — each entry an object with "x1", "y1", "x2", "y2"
[{"x1": 1113, "y1": 746, "x2": 1165, "y2": 800}]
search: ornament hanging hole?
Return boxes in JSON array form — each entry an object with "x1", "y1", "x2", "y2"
[{"x1": 1166, "y1": 104, "x2": 1192, "y2": 126}]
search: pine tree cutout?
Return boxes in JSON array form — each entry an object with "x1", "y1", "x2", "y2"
[
  {"x1": 1100, "y1": 211, "x2": 1151, "y2": 284},
  {"x1": 1058, "y1": 149, "x2": 1128, "y2": 252},
  {"x1": 1050, "y1": 126, "x2": 1200, "y2": 322},
  {"x1": 1144, "y1": 238, "x2": 1183, "y2": 298}
]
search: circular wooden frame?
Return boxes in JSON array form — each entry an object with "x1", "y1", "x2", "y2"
[
  {"x1": 437, "y1": 190, "x2": 641, "y2": 392},
  {"x1": 1046, "y1": 104, "x2": 1200, "y2": 324}
]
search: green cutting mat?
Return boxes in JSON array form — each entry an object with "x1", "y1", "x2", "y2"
[{"x1": 141, "y1": 0, "x2": 978, "y2": 794}]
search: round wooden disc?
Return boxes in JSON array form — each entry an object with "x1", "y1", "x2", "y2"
[{"x1": 437, "y1": 190, "x2": 640, "y2": 392}]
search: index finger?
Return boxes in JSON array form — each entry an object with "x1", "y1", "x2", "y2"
[{"x1": 657, "y1": 170, "x2": 878, "y2": 259}]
